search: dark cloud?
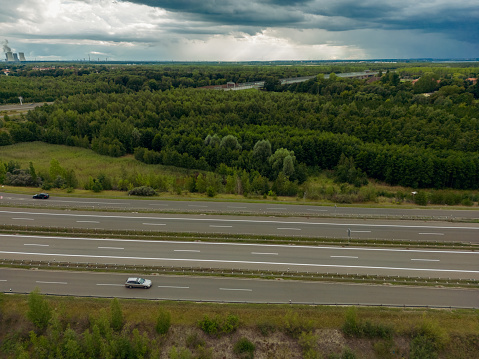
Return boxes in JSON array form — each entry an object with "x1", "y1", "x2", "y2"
[{"x1": 122, "y1": 0, "x2": 479, "y2": 43}]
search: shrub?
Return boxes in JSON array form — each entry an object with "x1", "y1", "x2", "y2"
[
  {"x1": 110, "y1": 298, "x2": 124, "y2": 332},
  {"x1": 257, "y1": 321, "x2": 276, "y2": 336},
  {"x1": 198, "y1": 315, "x2": 220, "y2": 337},
  {"x1": 27, "y1": 288, "x2": 52, "y2": 330},
  {"x1": 169, "y1": 346, "x2": 192, "y2": 359},
  {"x1": 233, "y1": 337, "x2": 255, "y2": 359},
  {"x1": 186, "y1": 332, "x2": 205, "y2": 349},
  {"x1": 128, "y1": 186, "x2": 157, "y2": 196},
  {"x1": 283, "y1": 311, "x2": 313, "y2": 339},
  {"x1": 156, "y1": 308, "x2": 171, "y2": 335},
  {"x1": 198, "y1": 314, "x2": 239, "y2": 337},
  {"x1": 222, "y1": 314, "x2": 240, "y2": 334},
  {"x1": 342, "y1": 307, "x2": 393, "y2": 339}
]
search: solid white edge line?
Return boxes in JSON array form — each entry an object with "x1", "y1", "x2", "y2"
[
  {"x1": 98, "y1": 247, "x2": 124, "y2": 250},
  {"x1": 331, "y1": 256, "x2": 359, "y2": 259},
  {"x1": 220, "y1": 288, "x2": 252, "y2": 292},
  {"x1": 24, "y1": 244, "x2": 49, "y2": 247}
]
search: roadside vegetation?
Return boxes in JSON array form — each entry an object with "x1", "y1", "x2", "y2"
[{"x1": 1, "y1": 292, "x2": 478, "y2": 358}]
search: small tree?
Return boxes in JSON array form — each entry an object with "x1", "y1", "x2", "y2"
[
  {"x1": 27, "y1": 288, "x2": 52, "y2": 330},
  {"x1": 110, "y1": 298, "x2": 124, "y2": 332},
  {"x1": 156, "y1": 307, "x2": 171, "y2": 335}
]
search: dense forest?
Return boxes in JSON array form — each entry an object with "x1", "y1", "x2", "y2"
[{"x1": 1, "y1": 63, "x2": 479, "y2": 194}]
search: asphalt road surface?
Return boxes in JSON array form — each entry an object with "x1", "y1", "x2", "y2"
[
  {"x1": 2, "y1": 192, "x2": 479, "y2": 220},
  {"x1": 1, "y1": 233, "x2": 478, "y2": 280},
  {"x1": 1, "y1": 208, "x2": 479, "y2": 244},
  {"x1": 1, "y1": 268, "x2": 477, "y2": 308}
]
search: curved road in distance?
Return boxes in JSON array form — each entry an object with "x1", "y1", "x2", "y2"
[
  {"x1": 2, "y1": 192, "x2": 479, "y2": 220},
  {"x1": 1, "y1": 268, "x2": 477, "y2": 308},
  {"x1": 1, "y1": 208, "x2": 479, "y2": 243},
  {"x1": 1, "y1": 233, "x2": 478, "y2": 279}
]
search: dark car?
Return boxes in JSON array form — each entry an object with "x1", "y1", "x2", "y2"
[
  {"x1": 125, "y1": 277, "x2": 152, "y2": 289},
  {"x1": 33, "y1": 193, "x2": 49, "y2": 199}
]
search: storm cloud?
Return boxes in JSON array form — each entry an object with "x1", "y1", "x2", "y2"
[{"x1": 0, "y1": 0, "x2": 477, "y2": 61}]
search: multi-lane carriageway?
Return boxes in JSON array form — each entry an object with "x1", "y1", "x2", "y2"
[{"x1": 1, "y1": 194, "x2": 478, "y2": 307}]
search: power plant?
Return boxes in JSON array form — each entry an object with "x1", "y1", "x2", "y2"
[{"x1": 3, "y1": 39, "x2": 27, "y2": 62}]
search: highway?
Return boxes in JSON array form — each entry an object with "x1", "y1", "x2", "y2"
[
  {"x1": 0, "y1": 233, "x2": 478, "y2": 280},
  {"x1": 1, "y1": 268, "x2": 477, "y2": 308},
  {"x1": 1, "y1": 208, "x2": 479, "y2": 243},
  {"x1": 2, "y1": 192, "x2": 479, "y2": 220}
]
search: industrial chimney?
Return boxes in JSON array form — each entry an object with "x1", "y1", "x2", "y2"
[
  {"x1": 19, "y1": 52, "x2": 26, "y2": 61},
  {"x1": 5, "y1": 52, "x2": 14, "y2": 61}
]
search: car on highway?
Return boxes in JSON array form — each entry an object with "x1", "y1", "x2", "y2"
[
  {"x1": 125, "y1": 277, "x2": 152, "y2": 289},
  {"x1": 33, "y1": 193, "x2": 49, "y2": 199}
]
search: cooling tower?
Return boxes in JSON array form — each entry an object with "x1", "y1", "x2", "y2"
[
  {"x1": 13, "y1": 53, "x2": 19, "y2": 61},
  {"x1": 6, "y1": 52, "x2": 14, "y2": 61},
  {"x1": 19, "y1": 52, "x2": 26, "y2": 61}
]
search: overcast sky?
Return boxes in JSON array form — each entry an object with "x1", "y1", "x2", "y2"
[{"x1": 1, "y1": 0, "x2": 478, "y2": 61}]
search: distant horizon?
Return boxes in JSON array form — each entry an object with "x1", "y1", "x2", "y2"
[{"x1": 2, "y1": 58, "x2": 479, "y2": 65}]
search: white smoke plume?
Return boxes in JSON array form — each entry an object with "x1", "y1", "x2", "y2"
[{"x1": 3, "y1": 39, "x2": 12, "y2": 53}]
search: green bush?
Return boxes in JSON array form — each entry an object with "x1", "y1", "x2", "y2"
[
  {"x1": 186, "y1": 332, "x2": 205, "y2": 349},
  {"x1": 27, "y1": 288, "x2": 52, "y2": 330},
  {"x1": 233, "y1": 337, "x2": 255, "y2": 359},
  {"x1": 198, "y1": 315, "x2": 220, "y2": 337},
  {"x1": 156, "y1": 308, "x2": 171, "y2": 335},
  {"x1": 257, "y1": 321, "x2": 276, "y2": 336},
  {"x1": 283, "y1": 311, "x2": 313, "y2": 339},
  {"x1": 128, "y1": 186, "x2": 157, "y2": 196},
  {"x1": 169, "y1": 346, "x2": 193, "y2": 359},
  {"x1": 342, "y1": 307, "x2": 393, "y2": 339},
  {"x1": 197, "y1": 314, "x2": 239, "y2": 337},
  {"x1": 110, "y1": 298, "x2": 124, "y2": 332}
]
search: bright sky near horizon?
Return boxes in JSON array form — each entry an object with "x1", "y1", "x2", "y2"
[{"x1": 1, "y1": 0, "x2": 478, "y2": 61}]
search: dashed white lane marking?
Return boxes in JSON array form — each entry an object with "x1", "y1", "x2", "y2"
[
  {"x1": 0, "y1": 280, "x2": 7, "y2": 282},
  {"x1": 158, "y1": 286, "x2": 190, "y2": 289},
  {"x1": 24, "y1": 244, "x2": 49, "y2": 247},
  {"x1": 277, "y1": 227, "x2": 301, "y2": 231},
  {"x1": 220, "y1": 288, "x2": 252, "y2": 292},
  {"x1": 76, "y1": 221, "x2": 99, "y2": 223},
  {"x1": 12, "y1": 218, "x2": 34, "y2": 221},
  {"x1": 411, "y1": 259, "x2": 440, "y2": 262},
  {"x1": 351, "y1": 230, "x2": 371, "y2": 233},
  {"x1": 307, "y1": 209, "x2": 328, "y2": 212},
  {"x1": 209, "y1": 225, "x2": 232, "y2": 228},
  {"x1": 36, "y1": 281, "x2": 67, "y2": 285},
  {"x1": 331, "y1": 256, "x2": 359, "y2": 259},
  {"x1": 252, "y1": 252, "x2": 278, "y2": 255},
  {"x1": 97, "y1": 284, "x2": 124, "y2": 286},
  {"x1": 227, "y1": 206, "x2": 247, "y2": 209},
  {"x1": 174, "y1": 250, "x2": 200, "y2": 253},
  {"x1": 143, "y1": 223, "x2": 166, "y2": 226},
  {"x1": 267, "y1": 207, "x2": 286, "y2": 210},
  {"x1": 148, "y1": 204, "x2": 168, "y2": 206},
  {"x1": 189, "y1": 205, "x2": 208, "y2": 208},
  {"x1": 98, "y1": 247, "x2": 124, "y2": 250},
  {"x1": 419, "y1": 233, "x2": 444, "y2": 235}
]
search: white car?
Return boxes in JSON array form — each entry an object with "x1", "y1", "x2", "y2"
[{"x1": 125, "y1": 277, "x2": 152, "y2": 289}]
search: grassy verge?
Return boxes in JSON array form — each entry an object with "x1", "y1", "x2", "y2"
[{"x1": 1, "y1": 293, "x2": 479, "y2": 358}]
